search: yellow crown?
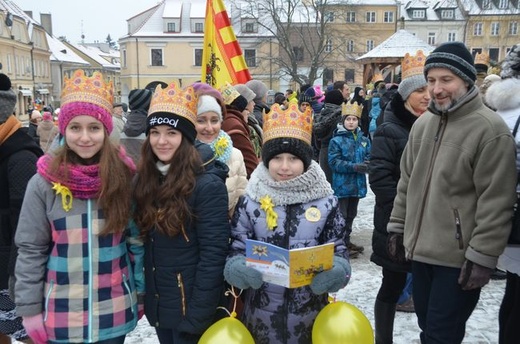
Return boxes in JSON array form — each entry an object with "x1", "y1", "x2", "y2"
[
  {"x1": 342, "y1": 101, "x2": 363, "y2": 118},
  {"x1": 148, "y1": 82, "x2": 198, "y2": 125},
  {"x1": 263, "y1": 103, "x2": 312, "y2": 145},
  {"x1": 61, "y1": 69, "x2": 113, "y2": 112},
  {"x1": 475, "y1": 52, "x2": 490, "y2": 67},
  {"x1": 219, "y1": 82, "x2": 241, "y2": 105},
  {"x1": 401, "y1": 50, "x2": 427, "y2": 80},
  {"x1": 371, "y1": 73, "x2": 384, "y2": 83}
]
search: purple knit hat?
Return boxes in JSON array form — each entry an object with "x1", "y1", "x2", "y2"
[{"x1": 58, "y1": 70, "x2": 114, "y2": 135}]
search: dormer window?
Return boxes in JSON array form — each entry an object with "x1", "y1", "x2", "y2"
[
  {"x1": 194, "y1": 22, "x2": 203, "y2": 33},
  {"x1": 482, "y1": 0, "x2": 491, "y2": 9},
  {"x1": 241, "y1": 19, "x2": 258, "y2": 33},
  {"x1": 167, "y1": 23, "x2": 176, "y2": 32},
  {"x1": 441, "y1": 10, "x2": 454, "y2": 19},
  {"x1": 412, "y1": 10, "x2": 425, "y2": 19},
  {"x1": 498, "y1": 0, "x2": 508, "y2": 9},
  {"x1": 164, "y1": 20, "x2": 180, "y2": 33}
]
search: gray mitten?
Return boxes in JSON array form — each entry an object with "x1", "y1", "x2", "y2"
[
  {"x1": 224, "y1": 255, "x2": 263, "y2": 290},
  {"x1": 310, "y1": 256, "x2": 351, "y2": 295}
]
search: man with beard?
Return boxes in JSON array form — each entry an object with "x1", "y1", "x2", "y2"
[{"x1": 386, "y1": 42, "x2": 517, "y2": 344}]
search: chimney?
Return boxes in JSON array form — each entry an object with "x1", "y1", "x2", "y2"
[{"x1": 40, "y1": 13, "x2": 53, "y2": 36}]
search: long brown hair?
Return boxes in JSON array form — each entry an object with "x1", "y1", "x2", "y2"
[
  {"x1": 133, "y1": 136, "x2": 202, "y2": 239},
  {"x1": 49, "y1": 133, "x2": 134, "y2": 235}
]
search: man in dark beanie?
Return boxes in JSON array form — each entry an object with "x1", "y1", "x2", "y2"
[
  {"x1": 386, "y1": 42, "x2": 517, "y2": 343},
  {"x1": 0, "y1": 73, "x2": 42, "y2": 343}
]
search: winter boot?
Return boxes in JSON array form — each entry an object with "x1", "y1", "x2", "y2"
[{"x1": 375, "y1": 299, "x2": 397, "y2": 344}]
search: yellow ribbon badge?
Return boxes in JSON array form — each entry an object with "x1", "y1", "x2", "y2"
[
  {"x1": 260, "y1": 195, "x2": 278, "y2": 230},
  {"x1": 52, "y1": 182, "x2": 73, "y2": 212}
]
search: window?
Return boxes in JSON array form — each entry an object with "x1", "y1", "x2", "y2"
[
  {"x1": 366, "y1": 40, "x2": 374, "y2": 52},
  {"x1": 167, "y1": 23, "x2": 176, "y2": 32},
  {"x1": 347, "y1": 40, "x2": 354, "y2": 52},
  {"x1": 428, "y1": 32, "x2": 436, "y2": 45},
  {"x1": 245, "y1": 22, "x2": 255, "y2": 33},
  {"x1": 441, "y1": 10, "x2": 454, "y2": 19},
  {"x1": 194, "y1": 48, "x2": 203, "y2": 67},
  {"x1": 491, "y1": 22, "x2": 500, "y2": 36},
  {"x1": 366, "y1": 12, "x2": 376, "y2": 23},
  {"x1": 447, "y1": 32, "x2": 456, "y2": 42},
  {"x1": 195, "y1": 22, "x2": 203, "y2": 33},
  {"x1": 122, "y1": 49, "x2": 127, "y2": 68},
  {"x1": 293, "y1": 47, "x2": 304, "y2": 62},
  {"x1": 344, "y1": 69, "x2": 355, "y2": 84},
  {"x1": 412, "y1": 10, "x2": 425, "y2": 19},
  {"x1": 509, "y1": 22, "x2": 518, "y2": 35},
  {"x1": 498, "y1": 0, "x2": 508, "y2": 9},
  {"x1": 244, "y1": 49, "x2": 256, "y2": 67},
  {"x1": 326, "y1": 12, "x2": 334, "y2": 22},
  {"x1": 325, "y1": 39, "x2": 332, "y2": 53},
  {"x1": 482, "y1": 0, "x2": 491, "y2": 8},
  {"x1": 346, "y1": 11, "x2": 356, "y2": 23},
  {"x1": 384, "y1": 11, "x2": 394, "y2": 23},
  {"x1": 473, "y1": 23, "x2": 483, "y2": 36},
  {"x1": 151, "y1": 48, "x2": 163, "y2": 66},
  {"x1": 489, "y1": 48, "x2": 499, "y2": 62}
]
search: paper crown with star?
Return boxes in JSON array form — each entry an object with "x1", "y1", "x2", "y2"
[
  {"x1": 219, "y1": 82, "x2": 241, "y2": 105},
  {"x1": 342, "y1": 101, "x2": 363, "y2": 118},
  {"x1": 147, "y1": 82, "x2": 198, "y2": 142},
  {"x1": 59, "y1": 69, "x2": 114, "y2": 135},
  {"x1": 401, "y1": 50, "x2": 427, "y2": 79},
  {"x1": 371, "y1": 73, "x2": 384, "y2": 84},
  {"x1": 475, "y1": 52, "x2": 490, "y2": 67}
]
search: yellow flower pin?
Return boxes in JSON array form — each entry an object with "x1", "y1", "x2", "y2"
[
  {"x1": 214, "y1": 136, "x2": 229, "y2": 158},
  {"x1": 260, "y1": 195, "x2": 278, "y2": 230},
  {"x1": 52, "y1": 182, "x2": 73, "y2": 212}
]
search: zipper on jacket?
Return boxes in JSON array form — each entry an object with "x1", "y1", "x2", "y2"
[
  {"x1": 177, "y1": 273, "x2": 187, "y2": 316},
  {"x1": 122, "y1": 273, "x2": 135, "y2": 315},
  {"x1": 180, "y1": 224, "x2": 189, "y2": 243},
  {"x1": 453, "y1": 209, "x2": 464, "y2": 249},
  {"x1": 43, "y1": 279, "x2": 54, "y2": 321}
]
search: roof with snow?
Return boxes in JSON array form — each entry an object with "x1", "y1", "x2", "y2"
[
  {"x1": 460, "y1": 0, "x2": 520, "y2": 15},
  {"x1": 47, "y1": 34, "x2": 89, "y2": 65},
  {"x1": 401, "y1": 0, "x2": 466, "y2": 21},
  {"x1": 357, "y1": 29, "x2": 434, "y2": 62},
  {"x1": 69, "y1": 43, "x2": 120, "y2": 69}
]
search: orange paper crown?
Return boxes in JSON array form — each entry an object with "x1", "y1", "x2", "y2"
[
  {"x1": 475, "y1": 52, "x2": 490, "y2": 67},
  {"x1": 401, "y1": 50, "x2": 427, "y2": 80},
  {"x1": 61, "y1": 70, "x2": 113, "y2": 112},
  {"x1": 219, "y1": 82, "x2": 241, "y2": 105},
  {"x1": 263, "y1": 103, "x2": 312, "y2": 145},
  {"x1": 371, "y1": 73, "x2": 384, "y2": 83},
  {"x1": 342, "y1": 101, "x2": 363, "y2": 118},
  {"x1": 148, "y1": 83, "x2": 198, "y2": 125}
]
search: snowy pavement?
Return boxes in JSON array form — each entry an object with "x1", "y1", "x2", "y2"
[{"x1": 124, "y1": 188, "x2": 505, "y2": 343}]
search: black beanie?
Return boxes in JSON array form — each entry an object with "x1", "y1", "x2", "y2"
[
  {"x1": 229, "y1": 95, "x2": 248, "y2": 112},
  {"x1": 129, "y1": 88, "x2": 152, "y2": 111},
  {"x1": 262, "y1": 137, "x2": 314, "y2": 171},
  {"x1": 324, "y1": 89, "x2": 344, "y2": 105},
  {"x1": 424, "y1": 42, "x2": 476, "y2": 86}
]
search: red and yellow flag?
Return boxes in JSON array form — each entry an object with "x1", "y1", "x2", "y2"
[{"x1": 201, "y1": 0, "x2": 251, "y2": 89}]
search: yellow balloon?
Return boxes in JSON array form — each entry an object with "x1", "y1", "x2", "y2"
[
  {"x1": 312, "y1": 301, "x2": 374, "y2": 344},
  {"x1": 198, "y1": 317, "x2": 255, "y2": 344}
]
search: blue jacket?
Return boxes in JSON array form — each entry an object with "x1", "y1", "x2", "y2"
[{"x1": 328, "y1": 126, "x2": 371, "y2": 198}]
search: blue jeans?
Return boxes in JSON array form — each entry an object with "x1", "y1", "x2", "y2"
[{"x1": 412, "y1": 261, "x2": 480, "y2": 344}]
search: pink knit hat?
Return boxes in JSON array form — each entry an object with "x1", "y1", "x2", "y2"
[
  {"x1": 42, "y1": 111, "x2": 53, "y2": 121},
  {"x1": 58, "y1": 70, "x2": 114, "y2": 135}
]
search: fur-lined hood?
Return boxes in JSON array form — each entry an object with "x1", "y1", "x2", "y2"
[{"x1": 485, "y1": 78, "x2": 520, "y2": 112}]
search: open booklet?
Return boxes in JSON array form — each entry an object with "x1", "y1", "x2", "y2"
[{"x1": 245, "y1": 239, "x2": 334, "y2": 288}]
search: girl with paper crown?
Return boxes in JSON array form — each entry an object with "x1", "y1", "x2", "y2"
[
  {"x1": 132, "y1": 82, "x2": 230, "y2": 343},
  {"x1": 224, "y1": 103, "x2": 351, "y2": 343},
  {"x1": 14, "y1": 69, "x2": 143, "y2": 344}
]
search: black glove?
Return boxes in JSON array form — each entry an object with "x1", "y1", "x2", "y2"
[
  {"x1": 354, "y1": 163, "x2": 369, "y2": 174},
  {"x1": 386, "y1": 233, "x2": 407, "y2": 263},
  {"x1": 458, "y1": 260, "x2": 494, "y2": 290}
]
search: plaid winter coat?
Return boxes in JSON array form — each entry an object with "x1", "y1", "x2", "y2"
[{"x1": 15, "y1": 174, "x2": 144, "y2": 343}]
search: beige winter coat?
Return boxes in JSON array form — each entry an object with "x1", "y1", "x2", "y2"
[
  {"x1": 37, "y1": 120, "x2": 59, "y2": 152},
  {"x1": 226, "y1": 147, "x2": 247, "y2": 217}
]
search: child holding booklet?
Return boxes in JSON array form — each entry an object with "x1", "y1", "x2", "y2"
[{"x1": 224, "y1": 103, "x2": 351, "y2": 344}]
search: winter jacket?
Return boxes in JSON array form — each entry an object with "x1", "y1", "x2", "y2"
[
  {"x1": 142, "y1": 143, "x2": 230, "y2": 337},
  {"x1": 27, "y1": 122, "x2": 40, "y2": 146},
  {"x1": 313, "y1": 103, "x2": 342, "y2": 147},
  {"x1": 36, "y1": 120, "x2": 59, "y2": 153},
  {"x1": 120, "y1": 109, "x2": 147, "y2": 164},
  {"x1": 389, "y1": 87, "x2": 517, "y2": 269},
  {"x1": 0, "y1": 128, "x2": 42, "y2": 289},
  {"x1": 252, "y1": 101, "x2": 270, "y2": 127},
  {"x1": 369, "y1": 96, "x2": 381, "y2": 136},
  {"x1": 222, "y1": 108, "x2": 258, "y2": 178},
  {"x1": 226, "y1": 147, "x2": 248, "y2": 216},
  {"x1": 229, "y1": 161, "x2": 348, "y2": 344},
  {"x1": 15, "y1": 174, "x2": 144, "y2": 343},
  {"x1": 369, "y1": 94, "x2": 417, "y2": 272},
  {"x1": 487, "y1": 77, "x2": 520, "y2": 276},
  {"x1": 328, "y1": 126, "x2": 371, "y2": 199}
]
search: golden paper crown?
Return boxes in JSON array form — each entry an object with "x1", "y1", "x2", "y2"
[
  {"x1": 61, "y1": 70, "x2": 113, "y2": 112},
  {"x1": 401, "y1": 50, "x2": 427, "y2": 80},
  {"x1": 371, "y1": 73, "x2": 384, "y2": 83},
  {"x1": 342, "y1": 101, "x2": 363, "y2": 118},
  {"x1": 475, "y1": 52, "x2": 490, "y2": 66},
  {"x1": 219, "y1": 82, "x2": 241, "y2": 105},
  {"x1": 263, "y1": 103, "x2": 312, "y2": 145},
  {"x1": 148, "y1": 83, "x2": 198, "y2": 125}
]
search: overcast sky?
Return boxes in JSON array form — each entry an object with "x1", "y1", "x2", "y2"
[{"x1": 15, "y1": 0, "x2": 157, "y2": 44}]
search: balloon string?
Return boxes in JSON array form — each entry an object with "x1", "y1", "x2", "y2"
[{"x1": 218, "y1": 286, "x2": 243, "y2": 318}]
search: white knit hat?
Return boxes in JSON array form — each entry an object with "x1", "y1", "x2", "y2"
[{"x1": 197, "y1": 95, "x2": 222, "y2": 121}]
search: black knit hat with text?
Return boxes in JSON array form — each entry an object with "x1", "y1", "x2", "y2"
[{"x1": 424, "y1": 42, "x2": 476, "y2": 86}]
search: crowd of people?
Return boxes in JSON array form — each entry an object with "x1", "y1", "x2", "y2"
[{"x1": 0, "y1": 40, "x2": 519, "y2": 344}]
